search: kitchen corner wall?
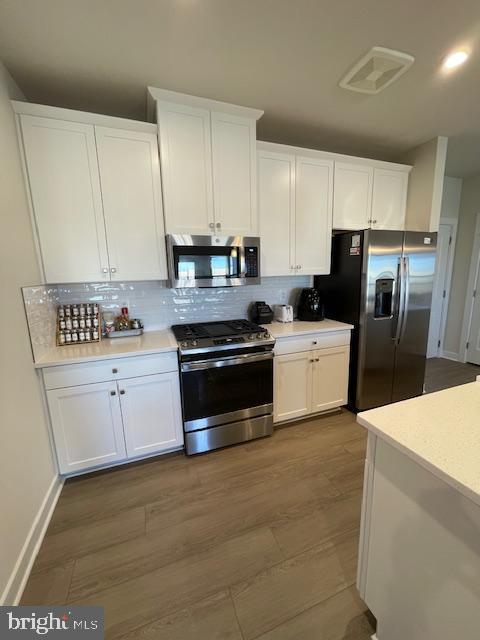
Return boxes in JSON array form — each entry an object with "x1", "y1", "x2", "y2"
[{"x1": 22, "y1": 275, "x2": 312, "y2": 347}]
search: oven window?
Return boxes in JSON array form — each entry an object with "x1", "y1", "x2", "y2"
[
  {"x1": 182, "y1": 358, "x2": 273, "y2": 423},
  {"x1": 175, "y1": 247, "x2": 240, "y2": 280}
]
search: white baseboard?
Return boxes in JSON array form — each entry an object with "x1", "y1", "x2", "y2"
[
  {"x1": 441, "y1": 350, "x2": 459, "y2": 362},
  {"x1": 0, "y1": 474, "x2": 63, "y2": 605}
]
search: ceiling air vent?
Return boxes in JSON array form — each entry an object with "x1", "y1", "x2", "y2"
[{"x1": 339, "y1": 47, "x2": 414, "y2": 94}]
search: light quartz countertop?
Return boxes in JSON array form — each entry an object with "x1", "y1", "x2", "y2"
[
  {"x1": 34, "y1": 329, "x2": 177, "y2": 368},
  {"x1": 357, "y1": 381, "x2": 480, "y2": 507},
  {"x1": 265, "y1": 319, "x2": 354, "y2": 338}
]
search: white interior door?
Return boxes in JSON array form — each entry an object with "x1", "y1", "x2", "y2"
[
  {"x1": 95, "y1": 126, "x2": 167, "y2": 281},
  {"x1": 157, "y1": 101, "x2": 214, "y2": 234},
  {"x1": 427, "y1": 224, "x2": 455, "y2": 358},
  {"x1": 466, "y1": 245, "x2": 480, "y2": 366},
  {"x1": 258, "y1": 150, "x2": 296, "y2": 276},
  {"x1": 119, "y1": 372, "x2": 183, "y2": 457},
  {"x1": 211, "y1": 112, "x2": 257, "y2": 235},
  {"x1": 274, "y1": 352, "x2": 312, "y2": 422},
  {"x1": 47, "y1": 382, "x2": 126, "y2": 474},
  {"x1": 20, "y1": 115, "x2": 109, "y2": 283},
  {"x1": 295, "y1": 156, "x2": 333, "y2": 275}
]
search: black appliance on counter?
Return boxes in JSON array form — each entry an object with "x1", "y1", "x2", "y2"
[
  {"x1": 250, "y1": 301, "x2": 274, "y2": 324},
  {"x1": 297, "y1": 288, "x2": 325, "y2": 321},
  {"x1": 171, "y1": 319, "x2": 275, "y2": 455}
]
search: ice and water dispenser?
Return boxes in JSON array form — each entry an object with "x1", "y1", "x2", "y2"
[{"x1": 374, "y1": 278, "x2": 394, "y2": 318}]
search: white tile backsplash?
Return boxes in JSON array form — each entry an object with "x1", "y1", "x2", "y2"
[
  {"x1": 56, "y1": 277, "x2": 312, "y2": 330},
  {"x1": 22, "y1": 277, "x2": 312, "y2": 357},
  {"x1": 22, "y1": 285, "x2": 59, "y2": 361}
]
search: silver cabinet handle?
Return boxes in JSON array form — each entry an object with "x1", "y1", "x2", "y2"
[
  {"x1": 112, "y1": 368, "x2": 118, "y2": 374},
  {"x1": 216, "y1": 222, "x2": 221, "y2": 229},
  {"x1": 291, "y1": 265, "x2": 295, "y2": 270},
  {"x1": 313, "y1": 341, "x2": 317, "y2": 345},
  {"x1": 209, "y1": 222, "x2": 215, "y2": 229},
  {"x1": 372, "y1": 219, "x2": 377, "y2": 224},
  {"x1": 102, "y1": 268, "x2": 109, "y2": 274},
  {"x1": 315, "y1": 358, "x2": 320, "y2": 362},
  {"x1": 110, "y1": 267, "x2": 117, "y2": 273},
  {"x1": 120, "y1": 389, "x2": 125, "y2": 395},
  {"x1": 110, "y1": 390, "x2": 116, "y2": 396},
  {"x1": 296, "y1": 265, "x2": 301, "y2": 269},
  {"x1": 310, "y1": 359, "x2": 314, "y2": 363}
]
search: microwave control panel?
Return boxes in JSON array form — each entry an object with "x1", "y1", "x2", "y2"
[{"x1": 245, "y1": 247, "x2": 259, "y2": 278}]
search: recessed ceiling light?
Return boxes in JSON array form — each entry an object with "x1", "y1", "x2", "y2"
[{"x1": 443, "y1": 50, "x2": 469, "y2": 70}]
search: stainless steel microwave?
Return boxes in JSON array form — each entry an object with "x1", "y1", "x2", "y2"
[{"x1": 166, "y1": 235, "x2": 261, "y2": 288}]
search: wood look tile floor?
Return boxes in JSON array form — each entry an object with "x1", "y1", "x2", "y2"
[
  {"x1": 424, "y1": 357, "x2": 480, "y2": 393},
  {"x1": 22, "y1": 410, "x2": 374, "y2": 640}
]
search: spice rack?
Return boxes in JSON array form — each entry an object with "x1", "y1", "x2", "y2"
[{"x1": 57, "y1": 304, "x2": 101, "y2": 346}]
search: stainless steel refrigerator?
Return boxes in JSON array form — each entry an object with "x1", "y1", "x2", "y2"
[{"x1": 315, "y1": 230, "x2": 437, "y2": 412}]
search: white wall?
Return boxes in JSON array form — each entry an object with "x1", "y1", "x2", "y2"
[
  {"x1": 0, "y1": 61, "x2": 58, "y2": 604},
  {"x1": 443, "y1": 174, "x2": 480, "y2": 356},
  {"x1": 440, "y1": 176, "x2": 462, "y2": 221},
  {"x1": 401, "y1": 137, "x2": 448, "y2": 232}
]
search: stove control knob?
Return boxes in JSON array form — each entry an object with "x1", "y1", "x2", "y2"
[
  {"x1": 257, "y1": 332, "x2": 264, "y2": 339},
  {"x1": 249, "y1": 333, "x2": 256, "y2": 340},
  {"x1": 264, "y1": 333, "x2": 271, "y2": 339},
  {"x1": 181, "y1": 341, "x2": 188, "y2": 348},
  {"x1": 191, "y1": 340, "x2": 198, "y2": 347}
]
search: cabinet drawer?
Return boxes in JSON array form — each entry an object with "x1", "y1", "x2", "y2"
[
  {"x1": 274, "y1": 331, "x2": 351, "y2": 356},
  {"x1": 43, "y1": 352, "x2": 179, "y2": 390}
]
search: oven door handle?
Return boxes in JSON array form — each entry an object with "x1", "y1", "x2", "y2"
[{"x1": 181, "y1": 351, "x2": 273, "y2": 372}]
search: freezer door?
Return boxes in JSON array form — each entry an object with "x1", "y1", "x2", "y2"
[
  {"x1": 392, "y1": 231, "x2": 437, "y2": 403},
  {"x1": 357, "y1": 230, "x2": 404, "y2": 410}
]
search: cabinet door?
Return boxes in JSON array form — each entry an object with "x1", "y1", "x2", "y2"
[
  {"x1": 157, "y1": 101, "x2": 214, "y2": 234},
  {"x1": 47, "y1": 382, "x2": 126, "y2": 474},
  {"x1": 258, "y1": 150, "x2": 296, "y2": 276},
  {"x1": 274, "y1": 352, "x2": 312, "y2": 423},
  {"x1": 95, "y1": 127, "x2": 167, "y2": 280},
  {"x1": 211, "y1": 112, "x2": 257, "y2": 235},
  {"x1": 311, "y1": 346, "x2": 350, "y2": 413},
  {"x1": 20, "y1": 115, "x2": 109, "y2": 283},
  {"x1": 295, "y1": 156, "x2": 333, "y2": 275},
  {"x1": 333, "y1": 162, "x2": 373, "y2": 230},
  {"x1": 119, "y1": 372, "x2": 183, "y2": 458},
  {"x1": 371, "y1": 169, "x2": 408, "y2": 231}
]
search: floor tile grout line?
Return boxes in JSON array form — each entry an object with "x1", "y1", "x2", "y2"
[
  {"x1": 229, "y1": 587, "x2": 246, "y2": 640},
  {"x1": 246, "y1": 583, "x2": 358, "y2": 640}
]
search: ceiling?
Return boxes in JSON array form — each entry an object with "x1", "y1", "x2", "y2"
[{"x1": 1, "y1": 0, "x2": 480, "y2": 177}]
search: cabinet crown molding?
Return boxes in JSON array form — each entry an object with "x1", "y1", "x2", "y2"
[
  {"x1": 11, "y1": 100, "x2": 157, "y2": 133},
  {"x1": 147, "y1": 87, "x2": 264, "y2": 122},
  {"x1": 257, "y1": 140, "x2": 412, "y2": 173}
]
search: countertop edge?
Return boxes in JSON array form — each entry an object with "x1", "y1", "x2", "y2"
[
  {"x1": 33, "y1": 344, "x2": 179, "y2": 369},
  {"x1": 357, "y1": 414, "x2": 480, "y2": 509}
]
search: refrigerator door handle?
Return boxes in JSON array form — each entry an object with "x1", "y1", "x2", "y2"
[
  {"x1": 398, "y1": 256, "x2": 410, "y2": 344},
  {"x1": 393, "y1": 257, "x2": 404, "y2": 343}
]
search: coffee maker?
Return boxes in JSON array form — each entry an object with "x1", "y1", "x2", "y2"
[{"x1": 297, "y1": 288, "x2": 325, "y2": 321}]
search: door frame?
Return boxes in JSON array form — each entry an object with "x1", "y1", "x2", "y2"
[
  {"x1": 428, "y1": 217, "x2": 458, "y2": 358},
  {"x1": 460, "y1": 212, "x2": 480, "y2": 362}
]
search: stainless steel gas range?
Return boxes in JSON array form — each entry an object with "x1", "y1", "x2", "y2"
[{"x1": 171, "y1": 319, "x2": 275, "y2": 455}]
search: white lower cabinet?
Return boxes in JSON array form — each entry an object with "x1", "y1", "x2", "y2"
[
  {"x1": 274, "y1": 351, "x2": 312, "y2": 422},
  {"x1": 274, "y1": 344, "x2": 350, "y2": 423},
  {"x1": 45, "y1": 355, "x2": 184, "y2": 474},
  {"x1": 119, "y1": 372, "x2": 183, "y2": 458},
  {"x1": 47, "y1": 381, "x2": 127, "y2": 474}
]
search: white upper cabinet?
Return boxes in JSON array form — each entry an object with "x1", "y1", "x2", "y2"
[
  {"x1": 258, "y1": 150, "x2": 295, "y2": 276},
  {"x1": 20, "y1": 115, "x2": 109, "y2": 283},
  {"x1": 156, "y1": 101, "x2": 214, "y2": 234},
  {"x1": 17, "y1": 105, "x2": 167, "y2": 284},
  {"x1": 149, "y1": 88, "x2": 263, "y2": 237},
  {"x1": 333, "y1": 162, "x2": 410, "y2": 231},
  {"x1": 295, "y1": 156, "x2": 333, "y2": 275},
  {"x1": 257, "y1": 143, "x2": 333, "y2": 276},
  {"x1": 371, "y1": 168, "x2": 408, "y2": 230},
  {"x1": 333, "y1": 161, "x2": 373, "y2": 230},
  {"x1": 211, "y1": 112, "x2": 257, "y2": 235},
  {"x1": 95, "y1": 126, "x2": 167, "y2": 280}
]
